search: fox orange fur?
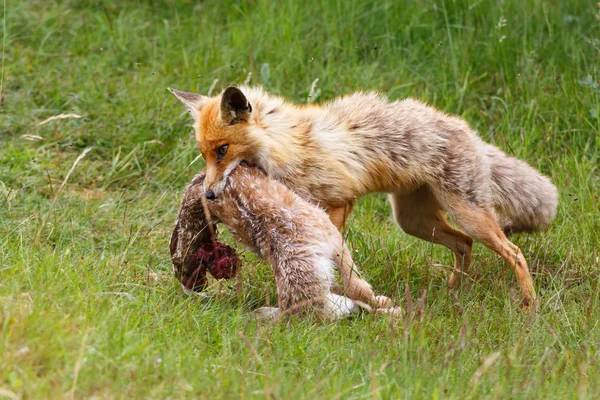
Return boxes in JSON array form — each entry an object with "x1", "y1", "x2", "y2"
[{"x1": 169, "y1": 85, "x2": 558, "y2": 307}]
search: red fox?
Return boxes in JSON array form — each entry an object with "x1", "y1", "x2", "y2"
[
  {"x1": 169, "y1": 165, "x2": 395, "y2": 320},
  {"x1": 168, "y1": 85, "x2": 558, "y2": 307}
]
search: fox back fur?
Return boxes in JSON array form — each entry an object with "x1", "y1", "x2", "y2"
[{"x1": 169, "y1": 85, "x2": 558, "y2": 307}]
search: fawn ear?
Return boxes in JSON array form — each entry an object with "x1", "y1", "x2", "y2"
[
  {"x1": 220, "y1": 86, "x2": 252, "y2": 124},
  {"x1": 168, "y1": 88, "x2": 208, "y2": 122}
]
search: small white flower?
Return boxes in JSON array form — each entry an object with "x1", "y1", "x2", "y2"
[{"x1": 497, "y1": 16, "x2": 507, "y2": 29}]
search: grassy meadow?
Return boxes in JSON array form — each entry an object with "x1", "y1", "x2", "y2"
[{"x1": 1, "y1": 0, "x2": 599, "y2": 398}]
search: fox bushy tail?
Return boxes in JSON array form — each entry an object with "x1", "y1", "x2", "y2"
[{"x1": 483, "y1": 143, "x2": 558, "y2": 234}]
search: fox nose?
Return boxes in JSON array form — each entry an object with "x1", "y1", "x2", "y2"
[{"x1": 205, "y1": 190, "x2": 216, "y2": 200}]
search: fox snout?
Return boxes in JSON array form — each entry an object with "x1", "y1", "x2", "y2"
[
  {"x1": 203, "y1": 159, "x2": 240, "y2": 199},
  {"x1": 202, "y1": 166, "x2": 222, "y2": 199},
  {"x1": 205, "y1": 190, "x2": 216, "y2": 200},
  {"x1": 202, "y1": 173, "x2": 226, "y2": 200}
]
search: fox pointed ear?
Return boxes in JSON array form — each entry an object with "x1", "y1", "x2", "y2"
[
  {"x1": 168, "y1": 88, "x2": 207, "y2": 122},
  {"x1": 220, "y1": 86, "x2": 252, "y2": 124}
]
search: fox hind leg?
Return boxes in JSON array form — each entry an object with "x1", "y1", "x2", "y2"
[
  {"x1": 389, "y1": 187, "x2": 474, "y2": 288},
  {"x1": 444, "y1": 198, "x2": 537, "y2": 307}
]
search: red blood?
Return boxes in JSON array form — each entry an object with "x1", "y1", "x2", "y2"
[{"x1": 197, "y1": 240, "x2": 240, "y2": 280}]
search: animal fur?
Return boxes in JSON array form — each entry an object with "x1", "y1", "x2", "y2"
[
  {"x1": 170, "y1": 165, "x2": 394, "y2": 320},
  {"x1": 169, "y1": 85, "x2": 558, "y2": 307}
]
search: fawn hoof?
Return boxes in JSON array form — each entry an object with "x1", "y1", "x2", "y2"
[
  {"x1": 374, "y1": 306, "x2": 404, "y2": 318},
  {"x1": 374, "y1": 295, "x2": 393, "y2": 309}
]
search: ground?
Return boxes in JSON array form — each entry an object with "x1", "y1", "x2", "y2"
[{"x1": 1, "y1": 0, "x2": 599, "y2": 398}]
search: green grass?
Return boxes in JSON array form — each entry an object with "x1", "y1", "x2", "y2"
[{"x1": 1, "y1": 0, "x2": 599, "y2": 398}]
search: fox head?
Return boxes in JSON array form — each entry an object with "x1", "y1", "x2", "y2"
[{"x1": 169, "y1": 86, "x2": 264, "y2": 198}]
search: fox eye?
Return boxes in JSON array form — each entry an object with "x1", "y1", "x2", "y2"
[{"x1": 216, "y1": 144, "x2": 229, "y2": 161}]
